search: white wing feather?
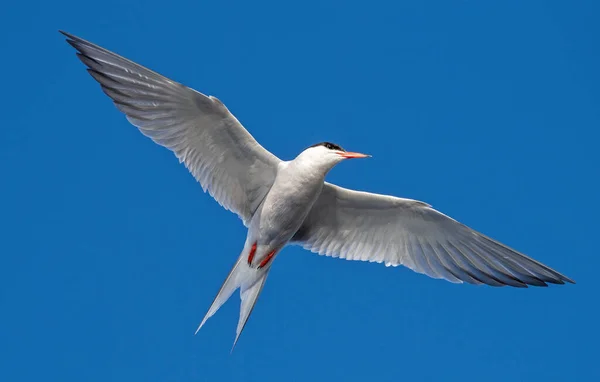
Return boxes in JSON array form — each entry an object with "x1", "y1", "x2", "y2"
[
  {"x1": 293, "y1": 183, "x2": 574, "y2": 287},
  {"x1": 62, "y1": 31, "x2": 279, "y2": 225}
]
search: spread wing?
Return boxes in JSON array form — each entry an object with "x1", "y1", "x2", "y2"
[
  {"x1": 61, "y1": 31, "x2": 280, "y2": 225},
  {"x1": 292, "y1": 183, "x2": 574, "y2": 287}
]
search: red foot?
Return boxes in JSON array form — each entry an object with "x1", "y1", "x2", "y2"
[
  {"x1": 258, "y1": 250, "x2": 276, "y2": 269},
  {"x1": 247, "y1": 242, "x2": 257, "y2": 265}
]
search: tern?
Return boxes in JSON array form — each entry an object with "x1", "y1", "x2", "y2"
[{"x1": 61, "y1": 31, "x2": 574, "y2": 349}]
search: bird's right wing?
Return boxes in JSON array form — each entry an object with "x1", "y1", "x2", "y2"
[
  {"x1": 61, "y1": 31, "x2": 280, "y2": 225},
  {"x1": 292, "y1": 183, "x2": 573, "y2": 287}
]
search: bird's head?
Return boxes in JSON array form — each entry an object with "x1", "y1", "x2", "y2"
[{"x1": 297, "y1": 142, "x2": 370, "y2": 173}]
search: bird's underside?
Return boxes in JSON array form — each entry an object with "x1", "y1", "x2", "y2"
[{"x1": 61, "y1": 31, "x2": 574, "y2": 350}]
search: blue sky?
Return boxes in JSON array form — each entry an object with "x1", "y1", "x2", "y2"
[{"x1": 2, "y1": 0, "x2": 599, "y2": 381}]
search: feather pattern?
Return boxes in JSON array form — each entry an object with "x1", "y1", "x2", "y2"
[
  {"x1": 61, "y1": 31, "x2": 280, "y2": 225},
  {"x1": 293, "y1": 183, "x2": 574, "y2": 287}
]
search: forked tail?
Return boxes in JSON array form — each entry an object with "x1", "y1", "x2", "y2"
[
  {"x1": 195, "y1": 254, "x2": 270, "y2": 350},
  {"x1": 233, "y1": 272, "x2": 269, "y2": 350}
]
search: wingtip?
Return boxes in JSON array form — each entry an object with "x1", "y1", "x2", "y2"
[
  {"x1": 59, "y1": 30, "x2": 73, "y2": 39},
  {"x1": 564, "y1": 276, "x2": 576, "y2": 284},
  {"x1": 539, "y1": 274, "x2": 574, "y2": 286},
  {"x1": 60, "y1": 31, "x2": 82, "y2": 52},
  {"x1": 551, "y1": 272, "x2": 575, "y2": 285}
]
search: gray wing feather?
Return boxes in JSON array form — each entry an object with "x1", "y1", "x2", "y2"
[
  {"x1": 61, "y1": 31, "x2": 279, "y2": 225},
  {"x1": 293, "y1": 183, "x2": 574, "y2": 287}
]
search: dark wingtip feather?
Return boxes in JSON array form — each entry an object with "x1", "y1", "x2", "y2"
[
  {"x1": 60, "y1": 31, "x2": 96, "y2": 55},
  {"x1": 65, "y1": 38, "x2": 82, "y2": 54},
  {"x1": 76, "y1": 52, "x2": 102, "y2": 68},
  {"x1": 59, "y1": 30, "x2": 78, "y2": 45},
  {"x1": 563, "y1": 276, "x2": 576, "y2": 284},
  {"x1": 544, "y1": 273, "x2": 574, "y2": 285},
  {"x1": 60, "y1": 30, "x2": 86, "y2": 45},
  {"x1": 528, "y1": 274, "x2": 573, "y2": 287}
]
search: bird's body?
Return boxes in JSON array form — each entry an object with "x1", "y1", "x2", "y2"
[
  {"x1": 252, "y1": 158, "x2": 327, "y2": 256},
  {"x1": 200, "y1": 148, "x2": 347, "y2": 346},
  {"x1": 61, "y1": 31, "x2": 574, "y2": 349}
]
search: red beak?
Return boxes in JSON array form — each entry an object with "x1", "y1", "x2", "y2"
[{"x1": 339, "y1": 151, "x2": 370, "y2": 159}]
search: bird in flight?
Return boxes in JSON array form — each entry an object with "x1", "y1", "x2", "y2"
[{"x1": 61, "y1": 31, "x2": 574, "y2": 349}]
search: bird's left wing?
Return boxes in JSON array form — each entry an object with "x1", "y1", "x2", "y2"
[
  {"x1": 292, "y1": 183, "x2": 574, "y2": 287},
  {"x1": 61, "y1": 31, "x2": 280, "y2": 226}
]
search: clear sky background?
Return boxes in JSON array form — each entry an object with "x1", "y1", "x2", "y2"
[{"x1": 2, "y1": 1, "x2": 599, "y2": 381}]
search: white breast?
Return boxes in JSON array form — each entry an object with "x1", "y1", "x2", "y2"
[{"x1": 249, "y1": 161, "x2": 326, "y2": 248}]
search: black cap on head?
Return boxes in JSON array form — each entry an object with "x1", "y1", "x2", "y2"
[{"x1": 309, "y1": 142, "x2": 346, "y2": 152}]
